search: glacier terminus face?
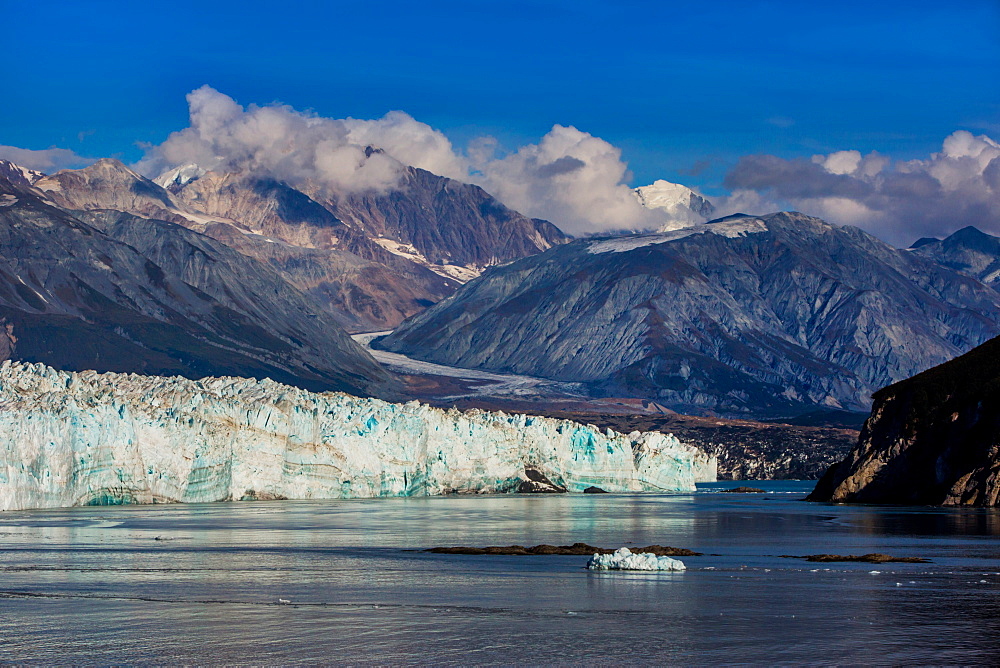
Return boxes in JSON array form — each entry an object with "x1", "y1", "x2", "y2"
[{"x1": 0, "y1": 361, "x2": 715, "y2": 511}]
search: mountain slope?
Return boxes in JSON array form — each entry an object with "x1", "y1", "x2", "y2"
[
  {"x1": 0, "y1": 173, "x2": 394, "y2": 396},
  {"x1": 35, "y1": 160, "x2": 453, "y2": 330},
  {"x1": 311, "y1": 165, "x2": 569, "y2": 272},
  {"x1": 911, "y1": 226, "x2": 1000, "y2": 287},
  {"x1": 380, "y1": 212, "x2": 1000, "y2": 416},
  {"x1": 809, "y1": 334, "x2": 1000, "y2": 506},
  {"x1": 36, "y1": 159, "x2": 569, "y2": 331}
]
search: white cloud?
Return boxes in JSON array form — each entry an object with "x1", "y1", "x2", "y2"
[
  {"x1": 343, "y1": 111, "x2": 466, "y2": 180},
  {"x1": 0, "y1": 145, "x2": 93, "y2": 173},
  {"x1": 723, "y1": 130, "x2": 1000, "y2": 246},
  {"x1": 138, "y1": 88, "x2": 681, "y2": 236},
  {"x1": 471, "y1": 124, "x2": 664, "y2": 236},
  {"x1": 137, "y1": 86, "x2": 456, "y2": 194}
]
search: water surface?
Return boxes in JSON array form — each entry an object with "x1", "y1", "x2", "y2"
[{"x1": 1, "y1": 482, "x2": 998, "y2": 664}]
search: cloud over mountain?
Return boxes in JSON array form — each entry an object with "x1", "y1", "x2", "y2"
[
  {"x1": 720, "y1": 131, "x2": 1000, "y2": 246},
  {"x1": 135, "y1": 86, "x2": 428, "y2": 193},
  {"x1": 134, "y1": 87, "x2": 665, "y2": 236},
  {"x1": 0, "y1": 145, "x2": 93, "y2": 172},
  {"x1": 472, "y1": 125, "x2": 662, "y2": 236},
  {"x1": 16, "y1": 86, "x2": 989, "y2": 245}
]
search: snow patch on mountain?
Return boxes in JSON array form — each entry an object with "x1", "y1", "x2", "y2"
[
  {"x1": 0, "y1": 160, "x2": 45, "y2": 188},
  {"x1": 154, "y1": 163, "x2": 207, "y2": 191},
  {"x1": 587, "y1": 216, "x2": 768, "y2": 254},
  {"x1": 372, "y1": 237, "x2": 479, "y2": 283},
  {"x1": 634, "y1": 179, "x2": 715, "y2": 231}
]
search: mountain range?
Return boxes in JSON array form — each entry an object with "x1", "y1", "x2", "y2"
[
  {"x1": 0, "y1": 166, "x2": 392, "y2": 396},
  {"x1": 379, "y1": 213, "x2": 1000, "y2": 417},
  {"x1": 5, "y1": 151, "x2": 1000, "y2": 421},
  {"x1": 33, "y1": 157, "x2": 568, "y2": 332}
]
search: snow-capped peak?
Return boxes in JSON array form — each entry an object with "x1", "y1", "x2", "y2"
[
  {"x1": 0, "y1": 160, "x2": 46, "y2": 188},
  {"x1": 154, "y1": 163, "x2": 207, "y2": 191},
  {"x1": 634, "y1": 179, "x2": 715, "y2": 232}
]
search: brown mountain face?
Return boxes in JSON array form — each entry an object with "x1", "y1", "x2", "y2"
[
  {"x1": 34, "y1": 159, "x2": 568, "y2": 331},
  {"x1": 0, "y1": 173, "x2": 395, "y2": 397},
  {"x1": 809, "y1": 335, "x2": 1000, "y2": 506},
  {"x1": 200, "y1": 222, "x2": 450, "y2": 333},
  {"x1": 35, "y1": 159, "x2": 193, "y2": 224},
  {"x1": 311, "y1": 165, "x2": 569, "y2": 269}
]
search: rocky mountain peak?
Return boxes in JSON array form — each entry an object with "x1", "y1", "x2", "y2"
[
  {"x1": 911, "y1": 225, "x2": 1000, "y2": 287},
  {"x1": 0, "y1": 160, "x2": 45, "y2": 188},
  {"x1": 35, "y1": 158, "x2": 183, "y2": 216}
]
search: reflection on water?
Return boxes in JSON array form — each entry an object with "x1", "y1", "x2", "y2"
[{"x1": 1, "y1": 482, "x2": 999, "y2": 664}]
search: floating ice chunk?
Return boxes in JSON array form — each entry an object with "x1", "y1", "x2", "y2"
[{"x1": 586, "y1": 547, "x2": 686, "y2": 571}]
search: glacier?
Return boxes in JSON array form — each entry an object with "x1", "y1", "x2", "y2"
[
  {"x1": 0, "y1": 361, "x2": 716, "y2": 511},
  {"x1": 587, "y1": 547, "x2": 687, "y2": 571}
]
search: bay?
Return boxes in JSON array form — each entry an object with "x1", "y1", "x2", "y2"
[{"x1": 1, "y1": 481, "x2": 998, "y2": 664}]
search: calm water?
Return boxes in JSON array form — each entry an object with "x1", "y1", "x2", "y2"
[{"x1": 1, "y1": 481, "x2": 999, "y2": 665}]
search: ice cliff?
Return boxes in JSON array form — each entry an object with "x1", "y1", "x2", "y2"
[{"x1": 0, "y1": 362, "x2": 716, "y2": 511}]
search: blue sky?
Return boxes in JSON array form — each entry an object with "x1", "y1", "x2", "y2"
[{"x1": 6, "y1": 0, "x2": 998, "y2": 192}]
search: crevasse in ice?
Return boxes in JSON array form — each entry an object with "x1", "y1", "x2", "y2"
[{"x1": 0, "y1": 361, "x2": 716, "y2": 511}]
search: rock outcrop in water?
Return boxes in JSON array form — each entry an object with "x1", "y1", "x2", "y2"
[
  {"x1": 809, "y1": 335, "x2": 1000, "y2": 506},
  {"x1": 0, "y1": 361, "x2": 715, "y2": 511}
]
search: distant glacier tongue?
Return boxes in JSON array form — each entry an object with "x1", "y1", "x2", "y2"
[{"x1": 0, "y1": 362, "x2": 715, "y2": 511}]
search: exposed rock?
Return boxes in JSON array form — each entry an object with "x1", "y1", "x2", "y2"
[
  {"x1": 781, "y1": 554, "x2": 930, "y2": 564},
  {"x1": 427, "y1": 543, "x2": 701, "y2": 556},
  {"x1": 809, "y1": 334, "x2": 1000, "y2": 506},
  {"x1": 35, "y1": 159, "x2": 193, "y2": 224},
  {"x1": 197, "y1": 221, "x2": 452, "y2": 333},
  {"x1": 721, "y1": 487, "x2": 766, "y2": 493},
  {"x1": 381, "y1": 213, "x2": 1000, "y2": 417},
  {"x1": 911, "y1": 226, "x2": 1000, "y2": 287},
  {"x1": 518, "y1": 465, "x2": 568, "y2": 493},
  {"x1": 583, "y1": 486, "x2": 608, "y2": 493},
  {"x1": 310, "y1": 165, "x2": 569, "y2": 271}
]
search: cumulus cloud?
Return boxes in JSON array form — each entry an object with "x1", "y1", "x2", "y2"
[
  {"x1": 137, "y1": 86, "x2": 468, "y2": 194},
  {"x1": 471, "y1": 125, "x2": 663, "y2": 236},
  {"x1": 342, "y1": 111, "x2": 465, "y2": 181},
  {"x1": 720, "y1": 130, "x2": 1000, "y2": 246},
  {"x1": 138, "y1": 88, "x2": 679, "y2": 236},
  {"x1": 0, "y1": 145, "x2": 93, "y2": 172}
]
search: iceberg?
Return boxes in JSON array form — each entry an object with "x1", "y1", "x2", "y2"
[
  {"x1": 587, "y1": 547, "x2": 687, "y2": 571},
  {"x1": 0, "y1": 362, "x2": 716, "y2": 511}
]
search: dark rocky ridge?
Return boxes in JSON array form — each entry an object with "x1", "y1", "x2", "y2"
[
  {"x1": 0, "y1": 174, "x2": 394, "y2": 397},
  {"x1": 809, "y1": 334, "x2": 1000, "y2": 506},
  {"x1": 381, "y1": 213, "x2": 1000, "y2": 416}
]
